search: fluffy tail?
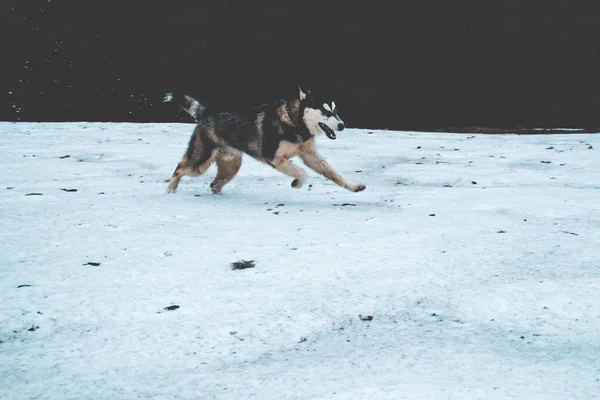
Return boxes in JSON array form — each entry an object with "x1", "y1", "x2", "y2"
[{"x1": 163, "y1": 92, "x2": 207, "y2": 121}]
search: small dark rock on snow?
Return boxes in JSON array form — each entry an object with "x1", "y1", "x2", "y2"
[
  {"x1": 231, "y1": 260, "x2": 256, "y2": 270},
  {"x1": 164, "y1": 305, "x2": 180, "y2": 311},
  {"x1": 359, "y1": 315, "x2": 373, "y2": 321}
]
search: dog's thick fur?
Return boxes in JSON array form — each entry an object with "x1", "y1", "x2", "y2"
[{"x1": 165, "y1": 88, "x2": 365, "y2": 194}]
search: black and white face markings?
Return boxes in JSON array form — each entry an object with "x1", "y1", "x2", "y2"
[
  {"x1": 322, "y1": 102, "x2": 343, "y2": 124},
  {"x1": 302, "y1": 97, "x2": 346, "y2": 139},
  {"x1": 322, "y1": 102, "x2": 344, "y2": 129},
  {"x1": 321, "y1": 101, "x2": 344, "y2": 126}
]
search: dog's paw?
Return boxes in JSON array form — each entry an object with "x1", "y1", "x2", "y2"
[
  {"x1": 167, "y1": 188, "x2": 177, "y2": 194},
  {"x1": 352, "y1": 184, "x2": 366, "y2": 192},
  {"x1": 291, "y1": 179, "x2": 304, "y2": 189}
]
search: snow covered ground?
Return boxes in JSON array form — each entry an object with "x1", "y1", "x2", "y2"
[{"x1": 1, "y1": 122, "x2": 599, "y2": 400}]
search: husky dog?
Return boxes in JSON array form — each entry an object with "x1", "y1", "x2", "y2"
[{"x1": 164, "y1": 87, "x2": 366, "y2": 194}]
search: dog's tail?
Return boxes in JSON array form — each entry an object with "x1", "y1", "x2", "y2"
[{"x1": 163, "y1": 92, "x2": 207, "y2": 121}]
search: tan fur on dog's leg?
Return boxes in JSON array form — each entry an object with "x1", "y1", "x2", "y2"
[
  {"x1": 167, "y1": 159, "x2": 189, "y2": 193},
  {"x1": 167, "y1": 154, "x2": 215, "y2": 193},
  {"x1": 211, "y1": 149, "x2": 243, "y2": 194},
  {"x1": 299, "y1": 152, "x2": 365, "y2": 192},
  {"x1": 269, "y1": 156, "x2": 308, "y2": 188}
]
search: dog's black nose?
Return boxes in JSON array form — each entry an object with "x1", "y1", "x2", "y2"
[{"x1": 338, "y1": 123, "x2": 345, "y2": 131}]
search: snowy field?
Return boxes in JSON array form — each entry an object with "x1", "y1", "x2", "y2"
[{"x1": 1, "y1": 122, "x2": 599, "y2": 400}]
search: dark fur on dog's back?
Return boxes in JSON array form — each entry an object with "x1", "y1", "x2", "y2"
[{"x1": 183, "y1": 97, "x2": 312, "y2": 165}]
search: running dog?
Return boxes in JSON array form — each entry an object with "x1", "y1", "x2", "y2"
[{"x1": 164, "y1": 87, "x2": 366, "y2": 194}]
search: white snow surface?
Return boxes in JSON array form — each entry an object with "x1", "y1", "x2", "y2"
[{"x1": 1, "y1": 122, "x2": 599, "y2": 399}]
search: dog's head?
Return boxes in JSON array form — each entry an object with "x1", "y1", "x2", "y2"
[{"x1": 299, "y1": 87, "x2": 345, "y2": 140}]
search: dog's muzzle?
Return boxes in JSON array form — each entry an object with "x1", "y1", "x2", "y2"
[{"x1": 318, "y1": 122, "x2": 337, "y2": 140}]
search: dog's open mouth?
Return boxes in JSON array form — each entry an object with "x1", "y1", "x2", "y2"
[{"x1": 318, "y1": 122, "x2": 337, "y2": 140}]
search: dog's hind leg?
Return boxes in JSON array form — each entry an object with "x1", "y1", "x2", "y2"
[
  {"x1": 167, "y1": 158, "x2": 189, "y2": 193},
  {"x1": 210, "y1": 149, "x2": 243, "y2": 195},
  {"x1": 168, "y1": 126, "x2": 219, "y2": 193},
  {"x1": 167, "y1": 155, "x2": 215, "y2": 193},
  {"x1": 167, "y1": 150, "x2": 218, "y2": 194},
  {"x1": 268, "y1": 156, "x2": 309, "y2": 189}
]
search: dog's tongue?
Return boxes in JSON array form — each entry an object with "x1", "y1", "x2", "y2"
[{"x1": 318, "y1": 123, "x2": 337, "y2": 140}]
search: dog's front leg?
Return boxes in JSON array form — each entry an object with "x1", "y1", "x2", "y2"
[
  {"x1": 269, "y1": 156, "x2": 309, "y2": 188},
  {"x1": 300, "y1": 152, "x2": 366, "y2": 192}
]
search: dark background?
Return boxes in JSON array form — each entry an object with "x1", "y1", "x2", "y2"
[{"x1": 2, "y1": 0, "x2": 600, "y2": 130}]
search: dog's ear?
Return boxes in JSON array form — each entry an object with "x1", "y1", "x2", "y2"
[
  {"x1": 298, "y1": 86, "x2": 307, "y2": 100},
  {"x1": 298, "y1": 86, "x2": 312, "y2": 100}
]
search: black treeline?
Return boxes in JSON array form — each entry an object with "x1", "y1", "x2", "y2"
[{"x1": 2, "y1": 0, "x2": 600, "y2": 130}]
